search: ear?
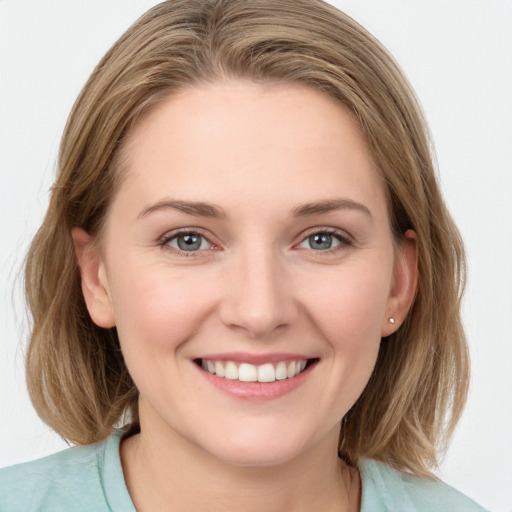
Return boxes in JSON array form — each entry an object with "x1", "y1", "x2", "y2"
[
  {"x1": 381, "y1": 229, "x2": 418, "y2": 337},
  {"x1": 72, "y1": 228, "x2": 116, "y2": 328}
]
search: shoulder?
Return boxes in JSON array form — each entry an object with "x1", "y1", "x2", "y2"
[
  {"x1": 0, "y1": 431, "x2": 132, "y2": 512},
  {"x1": 359, "y1": 458, "x2": 490, "y2": 512}
]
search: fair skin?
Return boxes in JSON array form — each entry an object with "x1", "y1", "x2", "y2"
[{"x1": 73, "y1": 81, "x2": 417, "y2": 512}]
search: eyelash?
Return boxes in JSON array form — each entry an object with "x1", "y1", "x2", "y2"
[
  {"x1": 298, "y1": 227, "x2": 353, "y2": 255},
  {"x1": 158, "y1": 227, "x2": 353, "y2": 257},
  {"x1": 159, "y1": 228, "x2": 217, "y2": 257}
]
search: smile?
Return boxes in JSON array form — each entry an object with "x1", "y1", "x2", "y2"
[{"x1": 198, "y1": 359, "x2": 309, "y2": 383}]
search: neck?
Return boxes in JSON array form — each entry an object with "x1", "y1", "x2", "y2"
[{"x1": 120, "y1": 408, "x2": 360, "y2": 512}]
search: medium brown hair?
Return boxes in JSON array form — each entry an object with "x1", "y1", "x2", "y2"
[{"x1": 25, "y1": 0, "x2": 468, "y2": 477}]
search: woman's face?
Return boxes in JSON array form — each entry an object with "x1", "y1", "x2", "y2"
[{"x1": 77, "y1": 81, "x2": 416, "y2": 467}]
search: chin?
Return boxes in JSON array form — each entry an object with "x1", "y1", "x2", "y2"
[{"x1": 198, "y1": 427, "x2": 321, "y2": 468}]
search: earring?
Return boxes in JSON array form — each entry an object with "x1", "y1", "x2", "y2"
[{"x1": 388, "y1": 317, "x2": 395, "y2": 324}]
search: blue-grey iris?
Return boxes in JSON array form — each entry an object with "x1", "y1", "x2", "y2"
[
  {"x1": 309, "y1": 233, "x2": 333, "y2": 250},
  {"x1": 177, "y1": 233, "x2": 202, "y2": 251}
]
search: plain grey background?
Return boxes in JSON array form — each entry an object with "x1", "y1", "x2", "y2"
[{"x1": 1, "y1": 1, "x2": 511, "y2": 511}]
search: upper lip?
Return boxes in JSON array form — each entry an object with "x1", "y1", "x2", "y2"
[{"x1": 195, "y1": 352, "x2": 315, "y2": 365}]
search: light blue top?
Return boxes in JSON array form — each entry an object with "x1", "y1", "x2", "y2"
[{"x1": 0, "y1": 431, "x2": 489, "y2": 511}]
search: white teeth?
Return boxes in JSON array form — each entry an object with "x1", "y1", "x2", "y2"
[
  {"x1": 225, "y1": 361, "x2": 238, "y2": 380},
  {"x1": 275, "y1": 361, "x2": 288, "y2": 380},
  {"x1": 201, "y1": 359, "x2": 309, "y2": 383},
  {"x1": 215, "y1": 361, "x2": 225, "y2": 377},
  {"x1": 287, "y1": 361, "x2": 296, "y2": 378},
  {"x1": 239, "y1": 363, "x2": 257, "y2": 382},
  {"x1": 257, "y1": 363, "x2": 275, "y2": 383}
]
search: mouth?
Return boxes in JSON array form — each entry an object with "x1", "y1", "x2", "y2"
[{"x1": 194, "y1": 358, "x2": 318, "y2": 383}]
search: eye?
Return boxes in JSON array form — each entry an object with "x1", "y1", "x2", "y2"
[
  {"x1": 164, "y1": 231, "x2": 212, "y2": 252},
  {"x1": 296, "y1": 229, "x2": 351, "y2": 251}
]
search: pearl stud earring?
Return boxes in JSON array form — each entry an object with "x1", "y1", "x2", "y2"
[{"x1": 388, "y1": 317, "x2": 395, "y2": 324}]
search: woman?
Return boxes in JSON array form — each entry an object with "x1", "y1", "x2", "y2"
[{"x1": 0, "y1": 0, "x2": 490, "y2": 510}]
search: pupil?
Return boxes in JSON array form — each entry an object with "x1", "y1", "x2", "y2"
[
  {"x1": 310, "y1": 233, "x2": 332, "y2": 250},
  {"x1": 178, "y1": 234, "x2": 201, "y2": 251}
]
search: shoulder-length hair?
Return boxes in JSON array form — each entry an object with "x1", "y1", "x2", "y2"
[{"x1": 25, "y1": 0, "x2": 468, "y2": 477}]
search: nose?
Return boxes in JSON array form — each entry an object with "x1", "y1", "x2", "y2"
[{"x1": 218, "y1": 245, "x2": 299, "y2": 339}]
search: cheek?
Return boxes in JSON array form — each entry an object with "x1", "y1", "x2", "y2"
[
  {"x1": 108, "y1": 263, "x2": 219, "y2": 353},
  {"x1": 302, "y1": 263, "x2": 392, "y2": 346},
  {"x1": 292, "y1": 264, "x2": 391, "y2": 422}
]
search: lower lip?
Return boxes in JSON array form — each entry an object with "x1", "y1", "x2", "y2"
[{"x1": 196, "y1": 362, "x2": 316, "y2": 401}]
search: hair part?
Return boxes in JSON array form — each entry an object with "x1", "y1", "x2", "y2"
[{"x1": 25, "y1": 0, "x2": 468, "y2": 477}]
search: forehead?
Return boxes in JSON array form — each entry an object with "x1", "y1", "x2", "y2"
[{"x1": 115, "y1": 80, "x2": 387, "y2": 219}]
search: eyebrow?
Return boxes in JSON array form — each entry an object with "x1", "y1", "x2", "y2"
[
  {"x1": 138, "y1": 197, "x2": 372, "y2": 220},
  {"x1": 291, "y1": 199, "x2": 373, "y2": 218},
  {"x1": 138, "y1": 199, "x2": 228, "y2": 219}
]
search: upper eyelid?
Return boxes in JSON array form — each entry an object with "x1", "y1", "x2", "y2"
[
  {"x1": 159, "y1": 227, "x2": 214, "y2": 244},
  {"x1": 297, "y1": 226, "x2": 353, "y2": 242}
]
